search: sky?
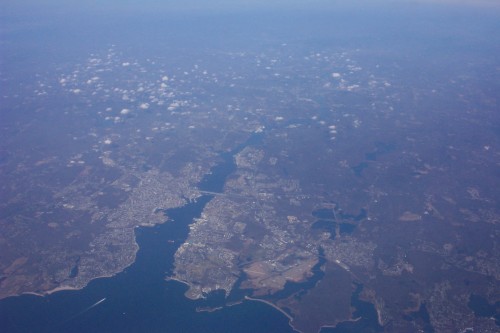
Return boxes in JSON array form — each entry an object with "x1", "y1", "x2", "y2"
[
  {"x1": 3, "y1": 0, "x2": 500, "y2": 14},
  {"x1": 1, "y1": 0, "x2": 498, "y2": 51}
]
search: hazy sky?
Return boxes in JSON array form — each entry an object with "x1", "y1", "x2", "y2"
[{"x1": 3, "y1": 0, "x2": 500, "y2": 13}]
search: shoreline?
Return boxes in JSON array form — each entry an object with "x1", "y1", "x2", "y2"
[
  {"x1": 164, "y1": 276, "x2": 202, "y2": 300},
  {"x1": 4, "y1": 286, "x2": 82, "y2": 301},
  {"x1": 0, "y1": 264, "x2": 134, "y2": 301},
  {"x1": 243, "y1": 296, "x2": 306, "y2": 333}
]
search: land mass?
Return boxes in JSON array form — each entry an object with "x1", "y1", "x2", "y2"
[{"x1": 2, "y1": 37, "x2": 499, "y2": 333}]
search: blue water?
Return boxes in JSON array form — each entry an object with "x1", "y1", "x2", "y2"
[
  {"x1": 321, "y1": 283, "x2": 382, "y2": 333},
  {"x1": 467, "y1": 294, "x2": 500, "y2": 327}
]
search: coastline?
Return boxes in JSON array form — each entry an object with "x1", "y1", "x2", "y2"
[
  {"x1": 158, "y1": 280, "x2": 303, "y2": 332},
  {"x1": 0, "y1": 285, "x2": 82, "y2": 301},
  {"x1": 244, "y1": 296, "x2": 294, "y2": 322},
  {"x1": 2, "y1": 271, "x2": 116, "y2": 301},
  {"x1": 28, "y1": 285, "x2": 81, "y2": 297},
  {"x1": 243, "y1": 296, "x2": 308, "y2": 333},
  {"x1": 0, "y1": 213, "x2": 180, "y2": 301}
]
